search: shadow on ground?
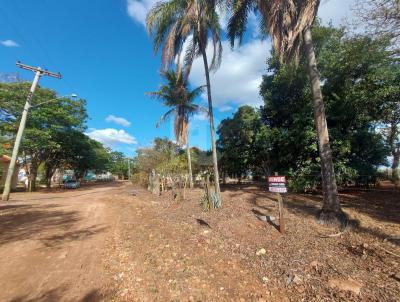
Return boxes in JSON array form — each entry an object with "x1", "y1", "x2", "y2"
[
  {"x1": 9, "y1": 286, "x2": 110, "y2": 302},
  {"x1": 0, "y1": 204, "x2": 106, "y2": 247},
  {"x1": 221, "y1": 183, "x2": 400, "y2": 243}
]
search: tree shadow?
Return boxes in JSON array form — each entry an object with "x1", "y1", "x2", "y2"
[
  {"x1": 0, "y1": 204, "x2": 106, "y2": 247},
  {"x1": 222, "y1": 184, "x2": 400, "y2": 244},
  {"x1": 9, "y1": 286, "x2": 109, "y2": 302},
  {"x1": 41, "y1": 224, "x2": 108, "y2": 248},
  {"x1": 339, "y1": 189, "x2": 400, "y2": 224}
]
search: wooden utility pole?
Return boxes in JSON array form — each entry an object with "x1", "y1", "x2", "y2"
[{"x1": 2, "y1": 62, "x2": 61, "y2": 201}]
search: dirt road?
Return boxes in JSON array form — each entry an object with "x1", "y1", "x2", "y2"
[
  {"x1": 0, "y1": 183, "x2": 123, "y2": 302},
  {"x1": 1, "y1": 182, "x2": 399, "y2": 301}
]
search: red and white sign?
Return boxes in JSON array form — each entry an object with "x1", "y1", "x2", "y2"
[
  {"x1": 268, "y1": 176, "x2": 287, "y2": 193},
  {"x1": 268, "y1": 176, "x2": 286, "y2": 183}
]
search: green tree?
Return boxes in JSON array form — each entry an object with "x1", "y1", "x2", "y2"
[
  {"x1": 107, "y1": 151, "x2": 130, "y2": 179},
  {"x1": 147, "y1": 70, "x2": 206, "y2": 188},
  {"x1": 0, "y1": 83, "x2": 87, "y2": 191},
  {"x1": 259, "y1": 25, "x2": 392, "y2": 189},
  {"x1": 353, "y1": 0, "x2": 400, "y2": 55},
  {"x1": 228, "y1": 0, "x2": 349, "y2": 225},
  {"x1": 217, "y1": 106, "x2": 267, "y2": 180},
  {"x1": 146, "y1": 0, "x2": 223, "y2": 202},
  {"x1": 373, "y1": 64, "x2": 400, "y2": 181},
  {"x1": 133, "y1": 137, "x2": 188, "y2": 186}
]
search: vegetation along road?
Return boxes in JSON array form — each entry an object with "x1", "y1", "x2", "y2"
[{"x1": 0, "y1": 181, "x2": 399, "y2": 301}]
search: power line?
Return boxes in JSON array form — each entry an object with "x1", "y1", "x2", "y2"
[{"x1": 2, "y1": 62, "x2": 61, "y2": 201}]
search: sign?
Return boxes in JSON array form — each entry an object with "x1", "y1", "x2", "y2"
[{"x1": 268, "y1": 176, "x2": 287, "y2": 193}]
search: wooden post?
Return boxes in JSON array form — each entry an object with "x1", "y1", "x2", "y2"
[{"x1": 277, "y1": 193, "x2": 285, "y2": 235}]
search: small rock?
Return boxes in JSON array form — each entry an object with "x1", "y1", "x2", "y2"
[
  {"x1": 262, "y1": 276, "x2": 269, "y2": 283},
  {"x1": 203, "y1": 230, "x2": 210, "y2": 234},
  {"x1": 393, "y1": 273, "x2": 400, "y2": 282},
  {"x1": 287, "y1": 274, "x2": 302, "y2": 285},
  {"x1": 293, "y1": 274, "x2": 303, "y2": 285},
  {"x1": 328, "y1": 278, "x2": 362, "y2": 295},
  {"x1": 256, "y1": 248, "x2": 266, "y2": 256},
  {"x1": 220, "y1": 287, "x2": 224, "y2": 291},
  {"x1": 120, "y1": 289, "x2": 128, "y2": 297},
  {"x1": 309, "y1": 260, "x2": 320, "y2": 269},
  {"x1": 58, "y1": 252, "x2": 68, "y2": 259}
]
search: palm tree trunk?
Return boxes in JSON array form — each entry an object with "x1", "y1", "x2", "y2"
[
  {"x1": 200, "y1": 47, "x2": 222, "y2": 204},
  {"x1": 303, "y1": 27, "x2": 346, "y2": 226},
  {"x1": 187, "y1": 140, "x2": 194, "y2": 188}
]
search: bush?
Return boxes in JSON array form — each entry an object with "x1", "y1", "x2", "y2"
[{"x1": 131, "y1": 172, "x2": 149, "y2": 187}]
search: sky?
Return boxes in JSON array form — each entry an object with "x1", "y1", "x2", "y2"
[{"x1": 0, "y1": 0, "x2": 356, "y2": 156}]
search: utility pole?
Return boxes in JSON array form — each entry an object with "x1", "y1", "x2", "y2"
[{"x1": 2, "y1": 62, "x2": 61, "y2": 201}]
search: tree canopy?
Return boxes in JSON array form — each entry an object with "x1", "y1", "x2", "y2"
[{"x1": 217, "y1": 24, "x2": 399, "y2": 190}]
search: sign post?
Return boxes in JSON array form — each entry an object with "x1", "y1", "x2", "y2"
[{"x1": 268, "y1": 176, "x2": 287, "y2": 234}]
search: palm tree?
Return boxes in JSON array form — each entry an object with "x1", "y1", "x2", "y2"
[
  {"x1": 147, "y1": 70, "x2": 206, "y2": 188},
  {"x1": 227, "y1": 0, "x2": 346, "y2": 225},
  {"x1": 146, "y1": 0, "x2": 223, "y2": 203}
]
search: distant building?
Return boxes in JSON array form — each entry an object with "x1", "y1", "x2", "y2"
[{"x1": 0, "y1": 155, "x2": 20, "y2": 190}]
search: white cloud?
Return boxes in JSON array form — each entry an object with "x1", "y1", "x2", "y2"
[
  {"x1": 1, "y1": 40, "x2": 19, "y2": 47},
  {"x1": 105, "y1": 115, "x2": 131, "y2": 127},
  {"x1": 188, "y1": 39, "x2": 270, "y2": 110},
  {"x1": 86, "y1": 128, "x2": 137, "y2": 146},
  {"x1": 193, "y1": 111, "x2": 208, "y2": 121},
  {"x1": 127, "y1": 0, "x2": 355, "y2": 112},
  {"x1": 318, "y1": 0, "x2": 356, "y2": 26},
  {"x1": 126, "y1": 0, "x2": 158, "y2": 26}
]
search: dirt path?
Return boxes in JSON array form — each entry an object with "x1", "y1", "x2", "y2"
[
  {"x1": 103, "y1": 188, "x2": 267, "y2": 301},
  {"x1": 1, "y1": 182, "x2": 399, "y2": 301},
  {"x1": 0, "y1": 182, "x2": 124, "y2": 302}
]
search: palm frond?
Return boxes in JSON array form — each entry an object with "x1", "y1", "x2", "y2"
[
  {"x1": 156, "y1": 108, "x2": 177, "y2": 128},
  {"x1": 228, "y1": 0, "x2": 320, "y2": 62},
  {"x1": 227, "y1": 0, "x2": 255, "y2": 46}
]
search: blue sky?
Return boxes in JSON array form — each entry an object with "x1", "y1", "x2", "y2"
[{"x1": 0, "y1": 0, "x2": 356, "y2": 156}]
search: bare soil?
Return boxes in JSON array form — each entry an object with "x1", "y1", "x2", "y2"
[{"x1": 0, "y1": 182, "x2": 399, "y2": 301}]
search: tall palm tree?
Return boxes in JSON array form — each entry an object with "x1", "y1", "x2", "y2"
[
  {"x1": 227, "y1": 0, "x2": 346, "y2": 225},
  {"x1": 146, "y1": 0, "x2": 223, "y2": 203},
  {"x1": 147, "y1": 70, "x2": 206, "y2": 188}
]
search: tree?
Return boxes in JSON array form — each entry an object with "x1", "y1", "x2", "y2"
[
  {"x1": 133, "y1": 137, "x2": 189, "y2": 186},
  {"x1": 217, "y1": 106, "x2": 267, "y2": 179},
  {"x1": 0, "y1": 83, "x2": 87, "y2": 191},
  {"x1": 42, "y1": 131, "x2": 112, "y2": 186},
  {"x1": 353, "y1": 0, "x2": 400, "y2": 55},
  {"x1": 147, "y1": 70, "x2": 205, "y2": 188},
  {"x1": 373, "y1": 64, "x2": 400, "y2": 181},
  {"x1": 260, "y1": 24, "x2": 392, "y2": 186},
  {"x1": 146, "y1": 0, "x2": 223, "y2": 203},
  {"x1": 228, "y1": 0, "x2": 346, "y2": 225},
  {"x1": 107, "y1": 151, "x2": 130, "y2": 179}
]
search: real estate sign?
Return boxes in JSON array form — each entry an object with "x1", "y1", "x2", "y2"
[{"x1": 268, "y1": 176, "x2": 287, "y2": 193}]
